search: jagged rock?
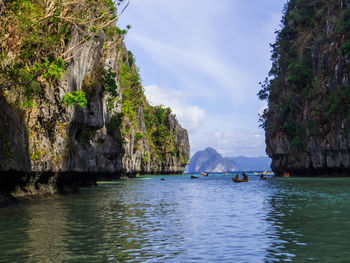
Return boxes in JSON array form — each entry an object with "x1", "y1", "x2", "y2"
[
  {"x1": 264, "y1": 0, "x2": 350, "y2": 176},
  {"x1": 0, "y1": 2, "x2": 190, "y2": 199}
]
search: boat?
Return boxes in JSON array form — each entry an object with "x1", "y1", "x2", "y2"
[
  {"x1": 232, "y1": 178, "x2": 248, "y2": 183},
  {"x1": 200, "y1": 172, "x2": 209, "y2": 176},
  {"x1": 191, "y1": 175, "x2": 199, "y2": 179},
  {"x1": 262, "y1": 171, "x2": 274, "y2": 175},
  {"x1": 283, "y1": 172, "x2": 290, "y2": 178}
]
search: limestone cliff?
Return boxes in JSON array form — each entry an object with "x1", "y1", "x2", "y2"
[
  {"x1": 0, "y1": 0, "x2": 189, "y2": 198},
  {"x1": 260, "y1": 0, "x2": 350, "y2": 176}
]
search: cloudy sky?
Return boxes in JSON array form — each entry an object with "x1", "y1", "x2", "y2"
[{"x1": 118, "y1": 0, "x2": 286, "y2": 157}]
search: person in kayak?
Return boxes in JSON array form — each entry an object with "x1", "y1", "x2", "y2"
[{"x1": 242, "y1": 173, "x2": 248, "y2": 180}]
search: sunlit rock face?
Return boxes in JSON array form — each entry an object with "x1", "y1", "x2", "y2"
[
  {"x1": 263, "y1": 0, "x2": 350, "y2": 176},
  {"x1": 0, "y1": 1, "x2": 190, "y2": 199},
  {"x1": 188, "y1": 148, "x2": 237, "y2": 173}
]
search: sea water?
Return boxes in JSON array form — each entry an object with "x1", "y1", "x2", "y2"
[{"x1": 1, "y1": 174, "x2": 350, "y2": 262}]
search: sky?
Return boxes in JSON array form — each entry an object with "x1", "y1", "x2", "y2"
[{"x1": 118, "y1": 0, "x2": 286, "y2": 157}]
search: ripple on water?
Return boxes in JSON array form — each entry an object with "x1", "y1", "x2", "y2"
[{"x1": 1, "y1": 175, "x2": 350, "y2": 262}]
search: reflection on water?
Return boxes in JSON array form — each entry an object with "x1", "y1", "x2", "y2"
[
  {"x1": 265, "y1": 177, "x2": 350, "y2": 262},
  {"x1": 1, "y1": 175, "x2": 350, "y2": 262}
]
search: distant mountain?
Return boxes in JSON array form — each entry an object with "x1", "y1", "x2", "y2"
[
  {"x1": 187, "y1": 147, "x2": 237, "y2": 173},
  {"x1": 185, "y1": 148, "x2": 272, "y2": 173},
  {"x1": 228, "y1": 156, "x2": 271, "y2": 171}
]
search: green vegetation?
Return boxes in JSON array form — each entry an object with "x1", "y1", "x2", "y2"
[
  {"x1": 114, "y1": 48, "x2": 180, "y2": 163},
  {"x1": 62, "y1": 91, "x2": 88, "y2": 109},
  {"x1": 107, "y1": 113, "x2": 123, "y2": 130},
  {"x1": 0, "y1": 0, "x2": 185, "y2": 168},
  {"x1": 259, "y1": 0, "x2": 350, "y2": 155},
  {"x1": 0, "y1": 0, "x2": 125, "y2": 106},
  {"x1": 135, "y1": 132, "x2": 144, "y2": 142},
  {"x1": 30, "y1": 143, "x2": 44, "y2": 161},
  {"x1": 143, "y1": 106, "x2": 178, "y2": 159},
  {"x1": 101, "y1": 69, "x2": 118, "y2": 96},
  {"x1": 338, "y1": 9, "x2": 350, "y2": 58}
]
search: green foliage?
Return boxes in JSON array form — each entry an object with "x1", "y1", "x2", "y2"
[
  {"x1": 128, "y1": 51, "x2": 135, "y2": 64},
  {"x1": 101, "y1": 69, "x2": 118, "y2": 96},
  {"x1": 62, "y1": 91, "x2": 88, "y2": 109},
  {"x1": 290, "y1": 136, "x2": 304, "y2": 150},
  {"x1": 144, "y1": 151, "x2": 150, "y2": 163},
  {"x1": 282, "y1": 122, "x2": 296, "y2": 138},
  {"x1": 325, "y1": 86, "x2": 350, "y2": 122},
  {"x1": 40, "y1": 58, "x2": 66, "y2": 81},
  {"x1": 172, "y1": 147, "x2": 179, "y2": 157},
  {"x1": 258, "y1": 0, "x2": 318, "y2": 142},
  {"x1": 107, "y1": 112, "x2": 123, "y2": 130},
  {"x1": 135, "y1": 132, "x2": 144, "y2": 141},
  {"x1": 106, "y1": 97, "x2": 117, "y2": 112},
  {"x1": 257, "y1": 78, "x2": 270, "y2": 101},
  {"x1": 120, "y1": 61, "x2": 144, "y2": 124},
  {"x1": 181, "y1": 157, "x2": 189, "y2": 166},
  {"x1": 30, "y1": 143, "x2": 43, "y2": 161},
  {"x1": 121, "y1": 100, "x2": 135, "y2": 119},
  {"x1": 341, "y1": 40, "x2": 350, "y2": 59},
  {"x1": 117, "y1": 27, "x2": 128, "y2": 36},
  {"x1": 283, "y1": 0, "x2": 315, "y2": 30},
  {"x1": 118, "y1": 45, "x2": 182, "y2": 165},
  {"x1": 0, "y1": 0, "x2": 123, "y2": 112},
  {"x1": 338, "y1": 9, "x2": 350, "y2": 34}
]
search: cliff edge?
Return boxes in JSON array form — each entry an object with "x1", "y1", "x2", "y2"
[
  {"x1": 0, "y1": 0, "x2": 190, "y2": 198},
  {"x1": 260, "y1": 0, "x2": 350, "y2": 176}
]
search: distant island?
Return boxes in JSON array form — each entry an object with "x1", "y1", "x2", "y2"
[{"x1": 186, "y1": 147, "x2": 271, "y2": 172}]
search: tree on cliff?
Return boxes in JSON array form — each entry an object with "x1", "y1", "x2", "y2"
[
  {"x1": 0, "y1": 0, "x2": 130, "y2": 101},
  {"x1": 258, "y1": 0, "x2": 350, "y2": 174}
]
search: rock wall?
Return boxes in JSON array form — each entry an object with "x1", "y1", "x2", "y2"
[
  {"x1": 122, "y1": 111, "x2": 190, "y2": 175},
  {"x1": 0, "y1": 1, "x2": 190, "y2": 198},
  {"x1": 263, "y1": 0, "x2": 350, "y2": 176}
]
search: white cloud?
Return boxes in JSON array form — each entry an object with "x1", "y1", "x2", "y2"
[
  {"x1": 144, "y1": 85, "x2": 206, "y2": 131},
  {"x1": 119, "y1": 0, "x2": 285, "y2": 157},
  {"x1": 191, "y1": 129, "x2": 267, "y2": 158}
]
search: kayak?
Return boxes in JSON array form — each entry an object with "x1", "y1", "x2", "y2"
[
  {"x1": 200, "y1": 172, "x2": 209, "y2": 176},
  {"x1": 233, "y1": 178, "x2": 248, "y2": 183},
  {"x1": 191, "y1": 175, "x2": 199, "y2": 179}
]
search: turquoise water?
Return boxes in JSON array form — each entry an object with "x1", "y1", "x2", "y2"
[{"x1": 1, "y1": 174, "x2": 350, "y2": 262}]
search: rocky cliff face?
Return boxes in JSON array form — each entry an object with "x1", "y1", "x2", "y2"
[
  {"x1": 0, "y1": 0, "x2": 189, "y2": 198},
  {"x1": 261, "y1": 0, "x2": 350, "y2": 176},
  {"x1": 188, "y1": 147, "x2": 236, "y2": 173}
]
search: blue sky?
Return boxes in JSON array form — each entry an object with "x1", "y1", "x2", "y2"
[{"x1": 118, "y1": 0, "x2": 286, "y2": 157}]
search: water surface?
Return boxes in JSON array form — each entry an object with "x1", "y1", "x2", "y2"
[{"x1": 1, "y1": 174, "x2": 350, "y2": 262}]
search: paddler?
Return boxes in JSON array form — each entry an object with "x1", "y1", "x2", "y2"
[{"x1": 242, "y1": 173, "x2": 248, "y2": 180}]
